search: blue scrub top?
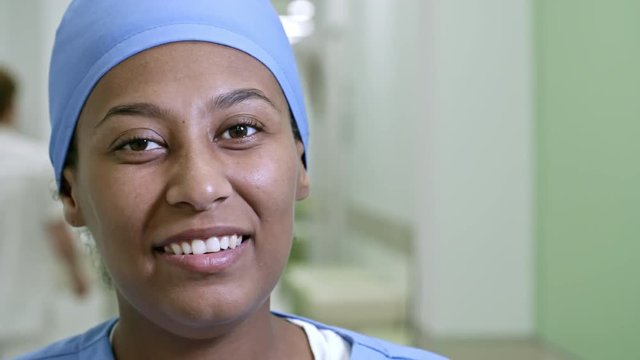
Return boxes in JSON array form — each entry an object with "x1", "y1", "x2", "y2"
[{"x1": 15, "y1": 312, "x2": 447, "y2": 360}]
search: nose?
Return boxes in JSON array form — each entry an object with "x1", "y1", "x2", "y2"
[{"x1": 165, "y1": 147, "x2": 232, "y2": 212}]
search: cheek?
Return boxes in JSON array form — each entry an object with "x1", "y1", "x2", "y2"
[
  {"x1": 237, "y1": 147, "x2": 299, "y2": 220},
  {"x1": 232, "y1": 147, "x2": 299, "y2": 261},
  {"x1": 80, "y1": 161, "x2": 164, "y2": 255}
]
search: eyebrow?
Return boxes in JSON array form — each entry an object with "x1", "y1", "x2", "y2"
[
  {"x1": 95, "y1": 103, "x2": 171, "y2": 128},
  {"x1": 212, "y1": 88, "x2": 277, "y2": 111},
  {"x1": 95, "y1": 88, "x2": 278, "y2": 129}
]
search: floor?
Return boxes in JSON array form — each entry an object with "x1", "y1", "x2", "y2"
[{"x1": 419, "y1": 337, "x2": 579, "y2": 360}]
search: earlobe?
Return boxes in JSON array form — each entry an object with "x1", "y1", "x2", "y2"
[
  {"x1": 60, "y1": 168, "x2": 86, "y2": 227},
  {"x1": 295, "y1": 141, "x2": 310, "y2": 200},
  {"x1": 296, "y1": 166, "x2": 310, "y2": 200}
]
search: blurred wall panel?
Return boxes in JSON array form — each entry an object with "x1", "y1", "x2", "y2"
[
  {"x1": 316, "y1": 0, "x2": 534, "y2": 338},
  {"x1": 413, "y1": 0, "x2": 534, "y2": 337},
  {"x1": 536, "y1": 1, "x2": 640, "y2": 359}
]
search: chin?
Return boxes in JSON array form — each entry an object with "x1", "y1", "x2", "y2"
[{"x1": 117, "y1": 278, "x2": 272, "y2": 337}]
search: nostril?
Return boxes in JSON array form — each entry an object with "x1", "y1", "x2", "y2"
[{"x1": 165, "y1": 172, "x2": 233, "y2": 212}]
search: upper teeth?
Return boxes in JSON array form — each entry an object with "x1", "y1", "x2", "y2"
[{"x1": 164, "y1": 235, "x2": 243, "y2": 255}]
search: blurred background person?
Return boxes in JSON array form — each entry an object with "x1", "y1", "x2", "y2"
[{"x1": 0, "y1": 67, "x2": 90, "y2": 357}]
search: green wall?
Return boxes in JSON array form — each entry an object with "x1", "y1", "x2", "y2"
[{"x1": 536, "y1": 1, "x2": 640, "y2": 359}]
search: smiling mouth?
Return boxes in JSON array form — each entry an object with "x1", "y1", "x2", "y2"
[{"x1": 156, "y1": 235, "x2": 247, "y2": 255}]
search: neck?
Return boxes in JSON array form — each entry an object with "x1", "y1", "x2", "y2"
[{"x1": 112, "y1": 295, "x2": 306, "y2": 360}]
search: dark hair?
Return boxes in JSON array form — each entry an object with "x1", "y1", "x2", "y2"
[{"x1": 0, "y1": 67, "x2": 17, "y2": 121}]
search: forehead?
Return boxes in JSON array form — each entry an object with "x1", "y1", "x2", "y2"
[{"x1": 84, "y1": 41, "x2": 287, "y2": 113}]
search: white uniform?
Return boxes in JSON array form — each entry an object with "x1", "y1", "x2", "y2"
[{"x1": 0, "y1": 126, "x2": 59, "y2": 351}]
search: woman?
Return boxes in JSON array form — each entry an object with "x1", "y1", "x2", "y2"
[{"x1": 19, "y1": 1, "x2": 445, "y2": 359}]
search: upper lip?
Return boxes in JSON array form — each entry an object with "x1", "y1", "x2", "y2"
[{"x1": 153, "y1": 226, "x2": 251, "y2": 248}]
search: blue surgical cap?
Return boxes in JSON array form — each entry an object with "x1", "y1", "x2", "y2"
[{"x1": 49, "y1": 0, "x2": 309, "y2": 188}]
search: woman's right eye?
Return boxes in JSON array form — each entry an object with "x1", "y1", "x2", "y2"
[
  {"x1": 120, "y1": 138, "x2": 163, "y2": 152},
  {"x1": 110, "y1": 134, "x2": 166, "y2": 163}
]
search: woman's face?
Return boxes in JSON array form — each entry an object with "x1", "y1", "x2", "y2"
[{"x1": 62, "y1": 42, "x2": 309, "y2": 337}]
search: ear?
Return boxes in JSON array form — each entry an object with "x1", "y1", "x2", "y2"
[
  {"x1": 295, "y1": 141, "x2": 310, "y2": 201},
  {"x1": 60, "y1": 168, "x2": 86, "y2": 227}
]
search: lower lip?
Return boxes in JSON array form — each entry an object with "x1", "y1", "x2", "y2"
[{"x1": 158, "y1": 240, "x2": 249, "y2": 274}]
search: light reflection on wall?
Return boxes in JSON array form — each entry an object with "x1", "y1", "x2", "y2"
[{"x1": 279, "y1": 0, "x2": 315, "y2": 44}]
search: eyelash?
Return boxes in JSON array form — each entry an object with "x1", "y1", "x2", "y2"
[
  {"x1": 112, "y1": 117, "x2": 263, "y2": 152},
  {"x1": 220, "y1": 117, "x2": 264, "y2": 140},
  {"x1": 114, "y1": 135, "x2": 164, "y2": 152}
]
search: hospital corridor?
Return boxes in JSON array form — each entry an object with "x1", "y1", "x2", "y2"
[{"x1": 0, "y1": 1, "x2": 638, "y2": 359}]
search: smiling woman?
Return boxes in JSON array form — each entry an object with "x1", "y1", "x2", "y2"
[
  {"x1": 16, "y1": 1, "x2": 445, "y2": 359},
  {"x1": 64, "y1": 42, "x2": 307, "y2": 346}
]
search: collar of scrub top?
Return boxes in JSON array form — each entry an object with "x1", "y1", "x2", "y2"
[{"x1": 48, "y1": 0, "x2": 309, "y2": 189}]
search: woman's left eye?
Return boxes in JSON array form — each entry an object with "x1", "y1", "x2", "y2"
[{"x1": 222, "y1": 124, "x2": 259, "y2": 140}]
